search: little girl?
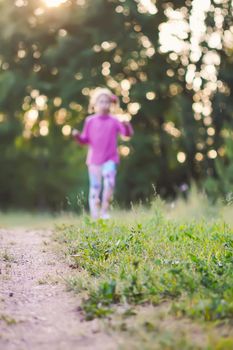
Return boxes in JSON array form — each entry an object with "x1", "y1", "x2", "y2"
[{"x1": 72, "y1": 88, "x2": 133, "y2": 219}]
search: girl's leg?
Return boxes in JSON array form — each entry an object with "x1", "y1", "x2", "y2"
[
  {"x1": 88, "y1": 165, "x2": 102, "y2": 219},
  {"x1": 101, "y1": 161, "x2": 117, "y2": 219}
]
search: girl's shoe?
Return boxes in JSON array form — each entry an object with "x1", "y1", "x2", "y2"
[{"x1": 101, "y1": 212, "x2": 110, "y2": 220}]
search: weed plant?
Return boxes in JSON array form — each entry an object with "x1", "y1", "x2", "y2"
[{"x1": 56, "y1": 196, "x2": 233, "y2": 323}]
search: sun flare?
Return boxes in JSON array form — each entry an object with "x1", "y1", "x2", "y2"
[{"x1": 43, "y1": 0, "x2": 67, "y2": 8}]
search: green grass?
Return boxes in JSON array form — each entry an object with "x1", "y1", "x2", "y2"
[
  {"x1": 0, "y1": 211, "x2": 81, "y2": 229},
  {"x1": 54, "y1": 194, "x2": 233, "y2": 349},
  {"x1": 0, "y1": 191, "x2": 233, "y2": 349},
  {"x1": 0, "y1": 188, "x2": 233, "y2": 229},
  {"x1": 56, "y1": 209, "x2": 233, "y2": 321}
]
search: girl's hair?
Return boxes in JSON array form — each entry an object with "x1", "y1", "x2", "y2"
[{"x1": 88, "y1": 87, "x2": 119, "y2": 113}]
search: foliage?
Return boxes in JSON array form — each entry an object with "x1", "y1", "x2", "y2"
[
  {"x1": 0, "y1": 0, "x2": 233, "y2": 209},
  {"x1": 204, "y1": 134, "x2": 233, "y2": 202},
  {"x1": 56, "y1": 200, "x2": 233, "y2": 322}
]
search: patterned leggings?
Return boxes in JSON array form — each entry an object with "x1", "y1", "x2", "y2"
[{"x1": 88, "y1": 160, "x2": 117, "y2": 219}]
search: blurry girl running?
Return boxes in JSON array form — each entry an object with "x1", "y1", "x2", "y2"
[{"x1": 72, "y1": 88, "x2": 133, "y2": 220}]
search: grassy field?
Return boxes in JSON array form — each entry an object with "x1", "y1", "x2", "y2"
[
  {"x1": 54, "y1": 194, "x2": 233, "y2": 350},
  {"x1": 0, "y1": 211, "x2": 81, "y2": 229},
  {"x1": 1, "y1": 193, "x2": 233, "y2": 349}
]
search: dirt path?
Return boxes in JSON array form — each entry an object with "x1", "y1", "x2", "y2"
[{"x1": 0, "y1": 228, "x2": 116, "y2": 350}]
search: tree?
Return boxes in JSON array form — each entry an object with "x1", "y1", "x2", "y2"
[{"x1": 0, "y1": 0, "x2": 232, "y2": 209}]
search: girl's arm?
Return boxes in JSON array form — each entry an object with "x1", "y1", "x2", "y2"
[
  {"x1": 72, "y1": 120, "x2": 90, "y2": 145},
  {"x1": 117, "y1": 121, "x2": 134, "y2": 137}
]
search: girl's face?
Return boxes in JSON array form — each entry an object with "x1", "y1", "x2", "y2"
[{"x1": 95, "y1": 94, "x2": 111, "y2": 114}]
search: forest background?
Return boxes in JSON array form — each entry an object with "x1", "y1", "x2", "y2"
[{"x1": 0, "y1": 0, "x2": 232, "y2": 211}]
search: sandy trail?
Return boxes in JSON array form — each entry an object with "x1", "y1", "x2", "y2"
[{"x1": 0, "y1": 228, "x2": 116, "y2": 350}]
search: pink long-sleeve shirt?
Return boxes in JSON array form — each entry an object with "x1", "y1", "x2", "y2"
[{"x1": 74, "y1": 114, "x2": 133, "y2": 165}]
